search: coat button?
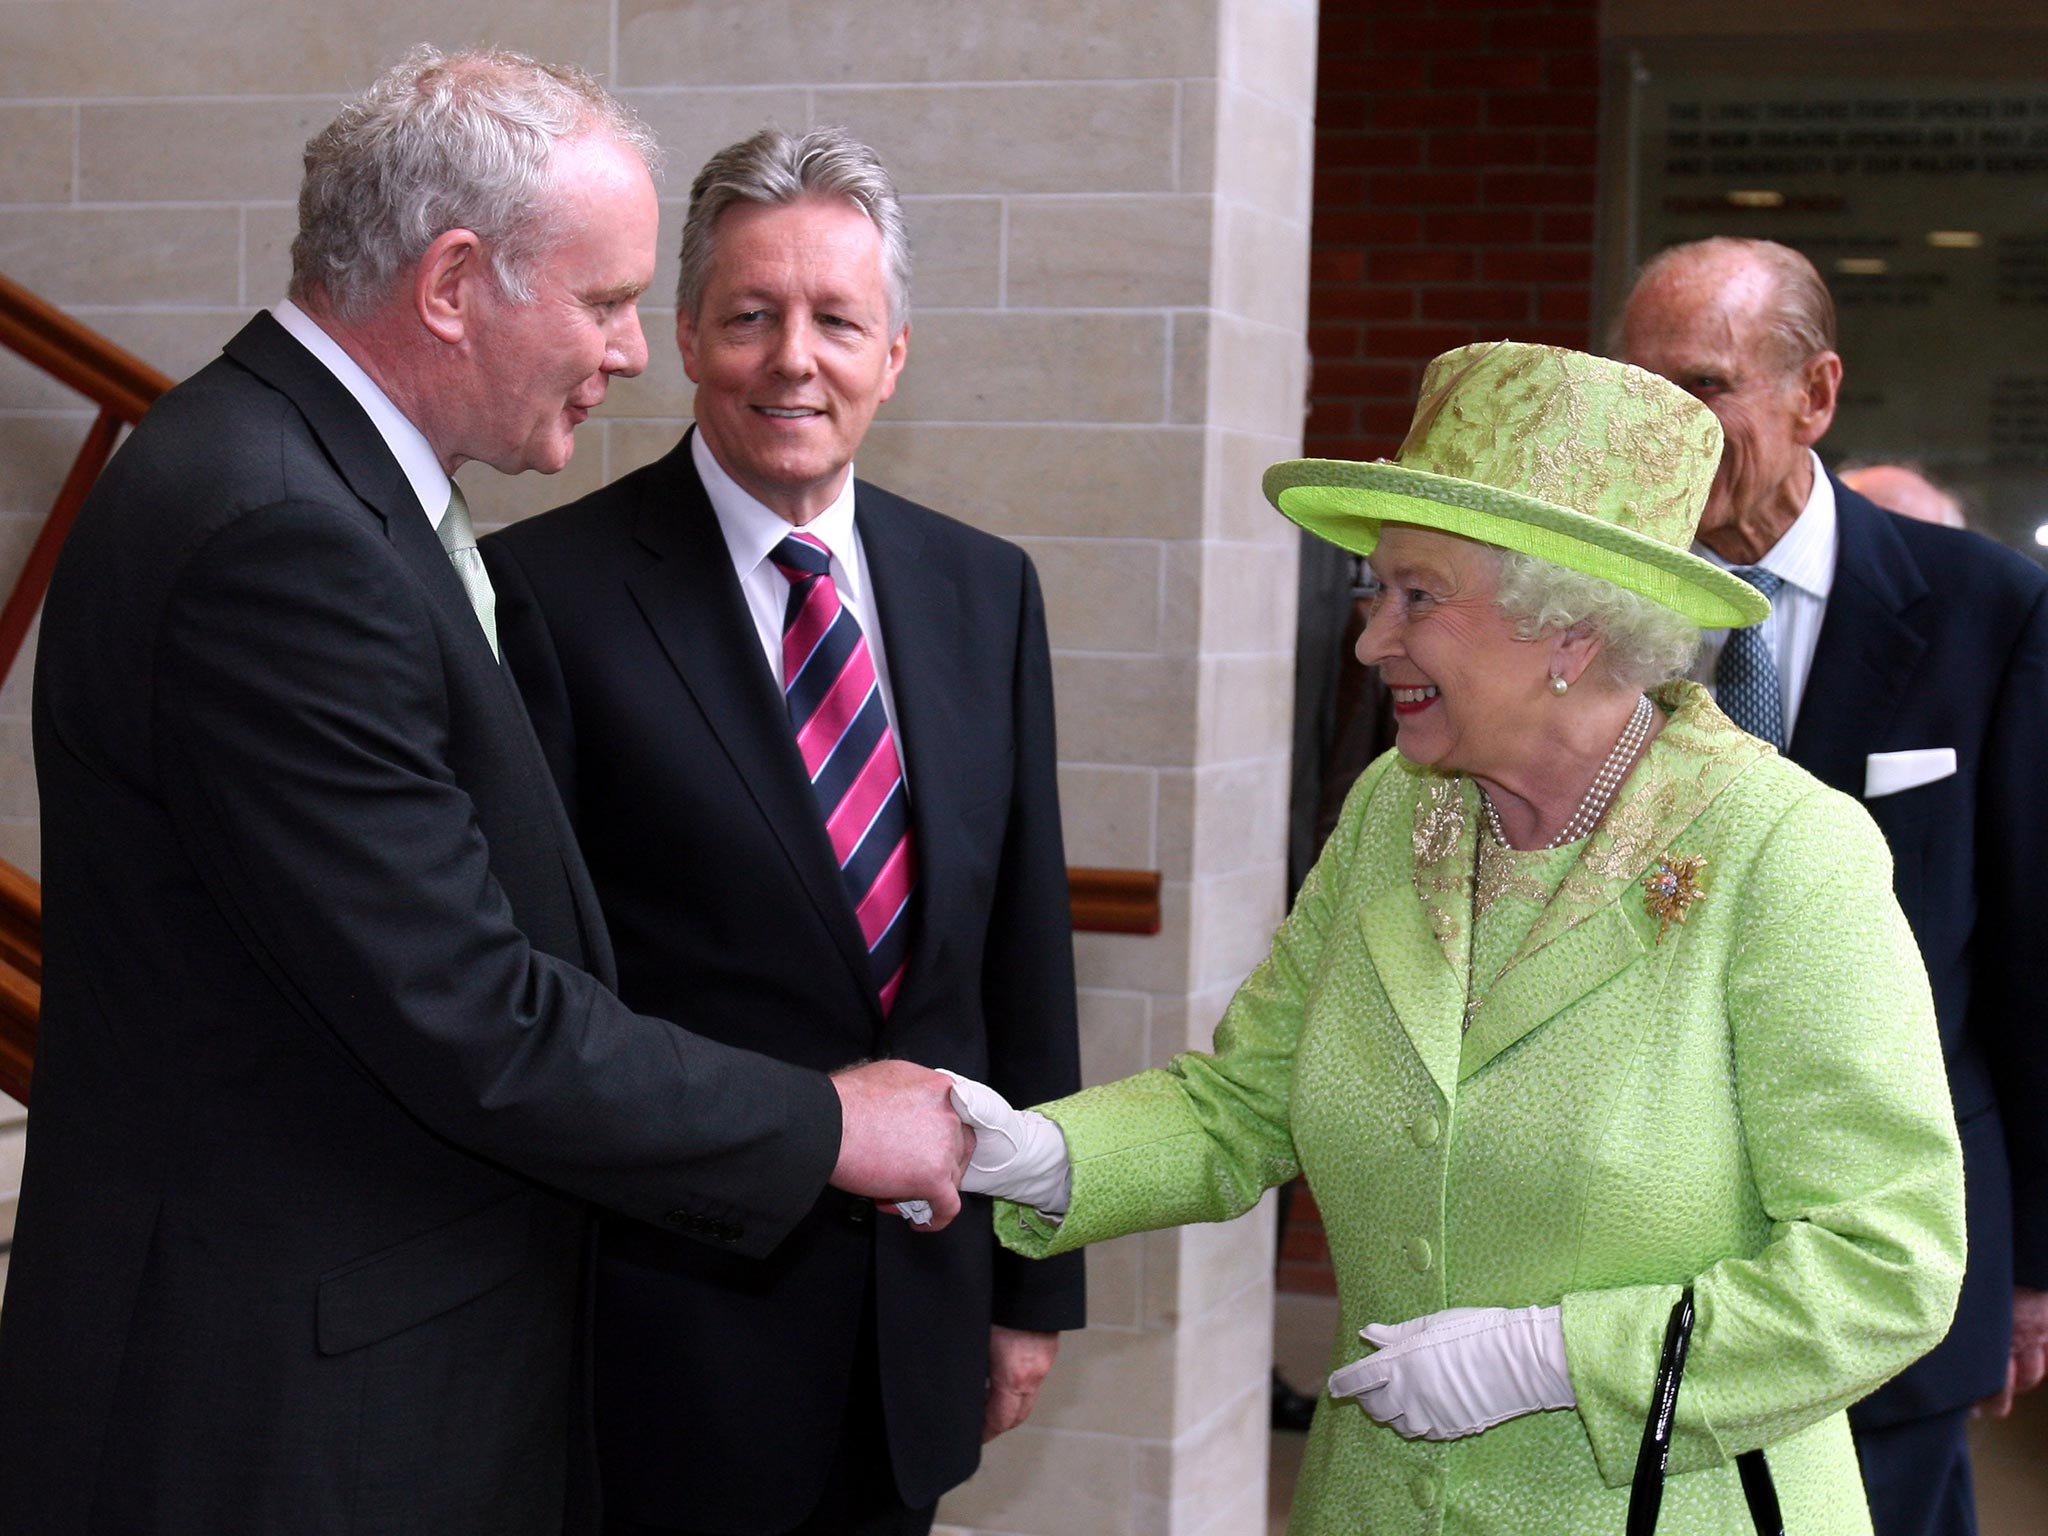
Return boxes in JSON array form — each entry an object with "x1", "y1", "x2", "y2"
[
  {"x1": 1409, "y1": 1111, "x2": 1440, "y2": 1148},
  {"x1": 1406, "y1": 1236, "x2": 1434, "y2": 1272},
  {"x1": 846, "y1": 1199, "x2": 871, "y2": 1224},
  {"x1": 1411, "y1": 1472, "x2": 1438, "y2": 1510}
]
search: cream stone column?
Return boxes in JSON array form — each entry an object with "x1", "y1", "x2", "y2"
[
  {"x1": 757, "y1": 4, "x2": 1313, "y2": 1531},
  {"x1": 0, "y1": 8, "x2": 1318, "y2": 1523}
]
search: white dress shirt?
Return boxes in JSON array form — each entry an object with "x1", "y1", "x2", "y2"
[
  {"x1": 1693, "y1": 449, "x2": 1837, "y2": 743},
  {"x1": 691, "y1": 431, "x2": 907, "y2": 771},
  {"x1": 270, "y1": 300, "x2": 453, "y2": 530}
]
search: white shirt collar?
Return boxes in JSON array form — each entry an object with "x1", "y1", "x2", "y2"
[
  {"x1": 1696, "y1": 449, "x2": 1837, "y2": 600},
  {"x1": 691, "y1": 429, "x2": 863, "y2": 601},
  {"x1": 271, "y1": 299, "x2": 453, "y2": 528}
]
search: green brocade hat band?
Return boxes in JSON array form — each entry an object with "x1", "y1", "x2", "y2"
[{"x1": 1264, "y1": 342, "x2": 1770, "y2": 629}]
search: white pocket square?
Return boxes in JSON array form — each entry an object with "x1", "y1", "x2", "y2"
[{"x1": 1864, "y1": 748, "x2": 1956, "y2": 798}]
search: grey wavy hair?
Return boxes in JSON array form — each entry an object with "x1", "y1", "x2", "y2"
[
  {"x1": 1491, "y1": 549, "x2": 1702, "y2": 691},
  {"x1": 677, "y1": 126, "x2": 911, "y2": 331},
  {"x1": 289, "y1": 44, "x2": 659, "y2": 322}
]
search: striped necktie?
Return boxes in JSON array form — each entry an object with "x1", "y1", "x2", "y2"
[
  {"x1": 770, "y1": 531, "x2": 917, "y2": 1014},
  {"x1": 1714, "y1": 567, "x2": 1784, "y2": 748}
]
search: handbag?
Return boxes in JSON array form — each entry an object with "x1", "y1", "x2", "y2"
[{"x1": 1626, "y1": 1288, "x2": 1786, "y2": 1536}]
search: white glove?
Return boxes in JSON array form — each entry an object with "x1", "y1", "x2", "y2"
[
  {"x1": 1326, "y1": 1304, "x2": 1574, "y2": 1441},
  {"x1": 938, "y1": 1069, "x2": 1073, "y2": 1213}
]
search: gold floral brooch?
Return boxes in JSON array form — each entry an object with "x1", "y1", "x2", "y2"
[{"x1": 1642, "y1": 853, "x2": 1707, "y2": 942}]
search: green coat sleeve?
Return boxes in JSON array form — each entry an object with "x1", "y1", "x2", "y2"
[
  {"x1": 999, "y1": 756, "x2": 1400, "y2": 1257},
  {"x1": 1563, "y1": 785, "x2": 1966, "y2": 1484}
]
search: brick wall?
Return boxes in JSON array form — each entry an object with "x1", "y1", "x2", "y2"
[
  {"x1": 1279, "y1": 0, "x2": 1603, "y2": 1298},
  {"x1": 1304, "y1": 0, "x2": 1602, "y2": 463}
]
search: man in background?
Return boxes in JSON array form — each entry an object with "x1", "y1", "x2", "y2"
[
  {"x1": 484, "y1": 127, "x2": 1085, "y2": 1535},
  {"x1": 1621, "y1": 235, "x2": 2048, "y2": 1536},
  {"x1": 0, "y1": 53, "x2": 966, "y2": 1536},
  {"x1": 1840, "y1": 461, "x2": 1968, "y2": 529}
]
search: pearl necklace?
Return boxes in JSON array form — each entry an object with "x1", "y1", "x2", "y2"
[{"x1": 1481, "y1": 693, "x2": 1654, "y2": 850}]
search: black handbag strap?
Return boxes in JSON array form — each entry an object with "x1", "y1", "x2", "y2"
[{"x1": 1625, "y1": 1288, "x2": 1785, "y2": 1536}]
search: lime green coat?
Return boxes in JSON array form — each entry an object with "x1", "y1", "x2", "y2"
[{"x1": 1005, "y1": 684, "x2": 1964, "y2": 1535}]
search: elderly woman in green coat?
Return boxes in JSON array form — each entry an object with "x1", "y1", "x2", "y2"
[{"x1": 945, "y1": 343, "x2": 1964, "y2": 1535}]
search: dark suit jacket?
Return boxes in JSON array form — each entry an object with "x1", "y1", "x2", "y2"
[
  {"x1": 1789, "y1": 476, "x2": 2048, "y2": 1425},
  {"x1": 0, "y1": 316, "x2": 842, "y2": 1536},
  {"x1": 482, "y1": 438, "x2": 1086, "y2": 1531}
]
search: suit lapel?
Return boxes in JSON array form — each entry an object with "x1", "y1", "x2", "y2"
[
  {"x1": 224, "y1": 313, "x2": 504, "y2": 672},
  {"x1": 623, "y1": 448, "x2": 878, "y2": 1002},
  {"x1": 226, "y1": 313, "x2": 618, "y2": 981},
  {"x1": 224, "y1": 313, "x2": 421, "y2": 531},
  {"x1": 1359, "y1": 882, "x2": 1465, "y2": 1103},
  {"x1": 1786, "y1": 486, "x2": 1929, "y2": 795},
  {"x1": 1366, "y1": 770, "x2": 1476, "y2": 1101},
  {"x1": 1459, "y1": 682, "x2": 1768, "y2": 1078},
  {"x1": 856, "y1": 488, "x2": 967, "y2": 1004}
]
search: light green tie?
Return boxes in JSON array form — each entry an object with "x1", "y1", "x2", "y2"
[{"x1": 436, "y1": 483, "x2": 499, "y2": 662}]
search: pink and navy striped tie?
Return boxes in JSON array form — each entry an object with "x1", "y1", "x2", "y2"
[{"x1": 770, "y1": 531, "x2": 917, "y2": 1014}]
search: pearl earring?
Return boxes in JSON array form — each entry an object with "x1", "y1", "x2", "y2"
[{"x1": 1550, "y1": 674, "x2": 1569, "y2": 695}]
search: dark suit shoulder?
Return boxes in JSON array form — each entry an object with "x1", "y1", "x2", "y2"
[
  {"x1": 110, "y1": 354, "x2": 339, "y2": 519},
  {"x1": 1839, "y1": 484, "x2": 2048, "y2": 614}
]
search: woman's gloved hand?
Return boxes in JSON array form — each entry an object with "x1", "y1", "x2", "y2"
[
  {"x1": 1326, "y1": 1303, "x2": 1574, "y2": 1441},
  {"x1": 937, "y1": 1069, "x2": 1072, "y2": 1213}
]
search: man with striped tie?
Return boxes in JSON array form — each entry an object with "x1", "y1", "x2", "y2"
[
  {"x1": 1621, "y1": 236, "x2": 2048, "y2": 1536},
  {"x1": 483, "y1": 127, "x2": 1085, "y2": 1536}
]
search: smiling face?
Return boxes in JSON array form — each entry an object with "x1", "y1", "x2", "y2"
[
  {"x1": 458, "y1": 133, "x2": 658, "y2": 475},
  {"x1": 678, "y1": 195, "x2": 908, "y2": 524},
  {"x1": 1357, "y1": 525, "x2": 1561, "y2": 778}
]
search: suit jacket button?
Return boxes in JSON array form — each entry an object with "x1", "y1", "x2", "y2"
[
  {"x1": 662, "y1": 1210, "x2": 690, "y2": 1230},
  {"x1": 1406, "y1": 1236, "x2": 1434, "y2": 1272},
  {"x1": 847, "y1": 1200, "x2": 871, "y2": 1225},
  {"x1": 716, "y1": 1221, "x2": 742, "y2": 1242},
  {"x1": 1410, "y1": 1111, "x2": 1440, "y2": 1148}
]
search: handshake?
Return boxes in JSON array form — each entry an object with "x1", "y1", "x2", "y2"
[{"x1": 827, "y1": 1060, "x2": 1070, "y2": 1230}]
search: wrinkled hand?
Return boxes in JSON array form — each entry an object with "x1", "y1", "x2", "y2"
[
  {"x1": 829, "y1": 1060, "x2": 974, "y2": 1231},
  {"x1": 940, "y1": 1069, "x2": 1073, "y2": 1212},
  {"x1": 1327, "y1": 1304, "x2": 1574, "y2": 1441},
  {"x1": 983, "y1": 1326, "x2": 1061, "y2": 1442},
  {"x1": 1979, "y1": 1285, "x2": 2048, "y2": 1419}
]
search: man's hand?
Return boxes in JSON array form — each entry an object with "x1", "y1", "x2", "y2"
[
  {"x1": 830, "y1": 1060, "x2": 973, "y2": 1230},
  {"x1": 1979, "y1": 1285, "x2": 2048, "y2": 1418},
  {"x1": 983, "y1": 1326, "x2": 1060, "y2": 1441}
]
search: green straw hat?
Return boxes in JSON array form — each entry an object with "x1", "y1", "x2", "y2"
[{"x1": 1264, "y1": 341, "x2": 1769, "y2": 629}]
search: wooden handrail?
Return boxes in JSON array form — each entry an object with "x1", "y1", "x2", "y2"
[
  {"x1": 0, "y1": 858, "x2": 39, "y2": 1107},
  {"x1": 0, "y1": 271, "x2": 175, "y2": 692},
  {"x1": 1068, "y1": 866, "x2": 1163, "y2": 935},
  {"x1": 0, "y1": 270, "x2": 171, "y2": 426}
]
